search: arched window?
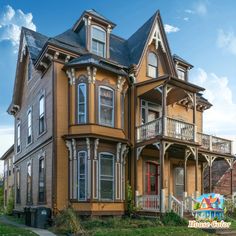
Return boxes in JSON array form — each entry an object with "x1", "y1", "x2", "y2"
[
  {"x1": 99, "y1": 86, "x2": 114, "y2": 127},
  {"x1": 99, "y1": 152, "x2": 114, "y2": 200},
  {"x1": 77, "y1": 83, "x2": 87, "y2": 124},
  {"x1": 147, "y1": 52, "x2": 158, "y2": 78},
  {"x1": 91, "y1": 25, "x2": 106, "y2": 57}
]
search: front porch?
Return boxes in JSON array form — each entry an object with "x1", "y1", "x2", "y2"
[{"x1": 134, "y1": 141, "x2": 234, "y2": 217}]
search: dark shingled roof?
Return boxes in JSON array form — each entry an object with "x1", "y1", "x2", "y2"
[
  {"x1": 173, "y1": 54, "x2": 193, "y2": 68},
  {"x1": 65, "y1": 53, "x2": 127, "y2": 76},
  {"x1": 85, "y1": 9, "x2": 116, "y2": 26},
  {"x1": 22, "y1": 27, "x2": 48, "y2": 62},
  {"x1": 22, "y1": 10, "x2": 159, "y2": 68},
  {"x1": 126, "y1": 12, "x2": 156, "y2": 65}
]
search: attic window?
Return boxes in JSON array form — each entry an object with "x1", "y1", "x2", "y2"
[
  {"x1": 177, "y1": 68, "x2": 186, "y2": 80},
  {"x1": 147, "y1": 52, "x2": 158, "y2": 78},
  {"x1": 91, "y1": 25, "x2": 106, "y2": 57}
]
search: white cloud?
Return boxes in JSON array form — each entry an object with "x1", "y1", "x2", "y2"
[
  {"x1": 185, "y1": 9, "x2": 195, "y2": 14},
  {"x1": 0, "y1": 5, "x2": 36, "y2": 46},
  {"x1": 191, "y1": 68, "x2": 236, "y2": 138},
  {"x1": 194, "y1": 2, "x2": 207, "y2": 16},
  {"x1": 183, "y1": 17, "x2": 189, "y2": 21},
  {"x1": 217, "y1": 29, "x2": 236, "y2": 55},
  {"x1": 164, "y1": 24, "x2": 180, "y2": 34},
  {"x1": 0, "y1": 125, "x2": 14, "y2": 174}
]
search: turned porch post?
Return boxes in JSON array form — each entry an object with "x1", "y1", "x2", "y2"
[
  {"x1": 162, "y1": 84, "x2": 167, "y2": 136},
  {"x1": 209, "y1": 163, "x2": 212, "y2": 193},
  {"x1": 193, "y1": 93, "x2": 197, "y2": 142},
  {"x1": 231, "y1": 167, "x2": 233, "y2": 196},
  {"x1": 160, "y1": 141, "x2": 165, "y2": 213},
  {"x1": 195, "y1": 148, "x2": 199, "y2": 197}
]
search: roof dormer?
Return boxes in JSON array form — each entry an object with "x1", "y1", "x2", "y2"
[
  {"x1": 173, "y1": 54, "x2": 193, "y2": 81},
  {"x1": 72, "y1": 9, "x2": 116, "y2": 59}
]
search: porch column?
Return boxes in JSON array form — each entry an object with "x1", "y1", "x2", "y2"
[
  {"x1": 183, "y1": 154, "x2": 188, "y2": 199},
  {"x1": 195, "y1": 148, "x2": 199, "y2": 198},
  {"x1": 193, "y1": 93, "x2": 197, "y2": 142},
  {"x1": 209, "y1": 164, "x2": 212, "y2": 193},
  {"x1": 160, "y1": 141, "x2": 165, "y2": 213},
  {"x1": 231, "y1": 167, "x2": 233, "y2": 196},
  {"x1": 162, "y1": 85, "x2": 167, "y2": 136}
]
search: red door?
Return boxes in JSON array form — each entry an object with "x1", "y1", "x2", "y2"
[{"x1": 145, "y1": 162, "x2": 159, "y2": 195}]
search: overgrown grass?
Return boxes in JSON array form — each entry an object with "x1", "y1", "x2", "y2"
[{"x1": 0, "y1": 222, "x2": 37, "y2": 235}]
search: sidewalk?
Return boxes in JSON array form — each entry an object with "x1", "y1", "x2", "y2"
[{"x1": 0, "y1": 215, "x2": 56, "y2": 236}]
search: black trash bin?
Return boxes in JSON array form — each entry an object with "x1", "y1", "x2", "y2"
[
  {"x1": 34, "y1": 207, "x2": 51, "y2": 229},
  {"x1": 24, "y1": 207, "x2": 31, "y2": 226}
]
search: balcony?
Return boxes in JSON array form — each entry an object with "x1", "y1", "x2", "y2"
[
  {"x1": 136, "y1": 117, "x2": 194, "y2": 143},
  {"x1": 198, "y1": 133, "x2": 232, "y2": 155},
  {"x1": 136, "y1": 117, "x2": 232, "y2": 155}
]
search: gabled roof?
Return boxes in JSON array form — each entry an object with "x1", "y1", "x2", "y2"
[
  {"x1": 173, "y1": 54, "x2": 193, "y2": 68},
  {"x1": 0, "y1": 145, "x2": 14, "y2": 161},
  {"x1": 127, "y1": 13, "x2": 156, "y2": 65}
]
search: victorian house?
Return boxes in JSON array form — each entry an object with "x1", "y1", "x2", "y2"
[{"x1": 7, "y1": 9, "x2": 234, "y2": 217}]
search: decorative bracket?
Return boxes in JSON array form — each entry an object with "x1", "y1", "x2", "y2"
[
  {"x1": 65, "y1": 140, "x2": 72, "y2": 160},
  {"x1": 153, "y1": 142, "x2": 160, "y2": 150},
  {"x1": 71, "y1": 139, "x2": 76, "y2": 160},
  {"x1": 116, "y1": 142, "x2": 122, "y2": 162},
  {"x1": 66, "y1": 68, "x2": 75, "y2": 85},
  {"x1": 225, "y1": 158, "x2": 234, "y2": 169},
  {"x1": 117, "y1": 76, "x2": 126, "y2": 92},
  {"x1": 163, "y1": 142, "x2": 172, "y2": 153},
  {"x1": 136, "y1": 146, "x2": 145, "y2": 160}
]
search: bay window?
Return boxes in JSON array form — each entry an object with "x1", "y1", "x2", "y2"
[
  {"x1": 99, "y1": 86, "x2": 114, "y2": 127},
  {"x1": 99, "y1": 153, "x2": 114, "y2": 200},
  {"x1": 78, "y1": 151, "x2": 87, "y2": 201},
  {"x1": 77, "y1": 83, "x2": 87, "y2": 123}
]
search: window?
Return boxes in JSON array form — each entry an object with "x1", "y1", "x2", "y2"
[
  {"x1": 38, "y1": 158, "x2": 46, "y2": 203},
  {"x1": 16, "y1": 122, "x2": 21, "y2": 153},
  {"x1": 28, "y1": 59, "x2": 32, "y2": 81},
  {"x1": 78, "y1": 151, "x2": 87, "y2": 201},
  {"x1": 27, "y1": 163, "x2": 32, "y2": 203},
  {"x1": 16, "y1": 169, "x2": 20, "y2": 203},
  {"x1": 99, "y1": 86, "x2": 114, "y2": 127},
  {"x1": 99, "y1": 153, "x2": 114, "y2": 200},
  {"x1": 177, "y1": 68, "x2": 186, "y2": 80},
  {"x1": 147, "y1": 52, "x2": 158, "y2": 78},
  {"x1": 141, "y1": 100, "x2": 161, "y2": 124},
  {"x1": 27, "y1": 109, "x2": 32, "y2": 144},
  {"x1": 39, "y1": 95, "x2": 45, "y2": 134},
  {"x1": 77, "y1": 83, "x2": 87, "y2": 123},
  {"x1": 91, "y1": 26, "x2": 106, "y2": 57},
  {"x1": 174, "y1": 167, "x2": 184, "y2": 199}
]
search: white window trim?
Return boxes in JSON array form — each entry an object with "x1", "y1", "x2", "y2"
[
  {"x1": 77, "y1": 151, "x2": 87, "y2": 201},
  {"x1": 38, "y1": 93, "x2": 46, "y2": 136},
  {"x1": 16, "y1": 121, "x2": 21, "y2": 154},
  {"x1": 27, "y1": 107, "x2": 33, "y2": 146},
  {"x1": 99, "y1": 152, "x2": 115, "y2": 201},
  {"x1": 177, "y1": 67, "x2": 186, "y2": 81},
  {"x1": 77, "y1": 83, "x2": 87, "y2": 124},
  {"x1": 91, "y1": 25, "x2": 106, "y2": 58},
  {"x1": 147, "y1": 52, "x2": 158, "y2": 78},
  {"x1": 98, "y1": 86, "x2": 114, "y2": 127}
]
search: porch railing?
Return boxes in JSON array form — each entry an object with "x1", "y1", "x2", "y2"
[
  {"x1": 168, "y1": 194, "x2": 184, "y2": 217},
  {"x1": 184, "y1": 195, "x2": 198, "y2": 213},
  {"x1": 167, "y1": 117, "x2": 194, "y2": 141},
  {"x1": 198, "y1": 133, "x2": 232, "y2": 154},
  {"x1": 136, "y1": 195, "x2": 160, "y2": 212},
  {"x1": 136, "y1": 118, "x2": 162, "y2": 143}
]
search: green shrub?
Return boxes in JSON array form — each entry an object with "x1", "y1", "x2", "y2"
[
  {"x1": 193, "y1": 202, "x2": 200, "y2": 210},
  {"x1": 126, "y1": 181, "x2": 136, "y2": 216},
  {"x1": 53, "y1": 207, "x2": 85, "y2": 235},
  {"x1": 5, "y1": 189, "x2": 14, "y2": 215},
  {"x1": 162, "y1": 211, "x2": 187, "y2": 226}
]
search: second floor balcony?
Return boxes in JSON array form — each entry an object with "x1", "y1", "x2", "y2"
[{"x1": 136, "y1": 117, "x2": 232, "y2": 155}]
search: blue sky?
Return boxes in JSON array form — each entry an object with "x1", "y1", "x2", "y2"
[{"x1": 1, "y1": 0, "x2": 236, "y2": 159}]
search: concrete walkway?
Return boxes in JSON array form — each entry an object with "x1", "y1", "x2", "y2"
[{"x1": 0, "y1": 216, "x2": 56, "y2": 236}]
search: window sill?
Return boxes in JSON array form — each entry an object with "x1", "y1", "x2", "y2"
[
  {"x1": 26, "y1": 140, "x2": 33, "y2": 148},
  {"x1": 38, "y1": 130, "x2": 47, "y2": 139}
]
